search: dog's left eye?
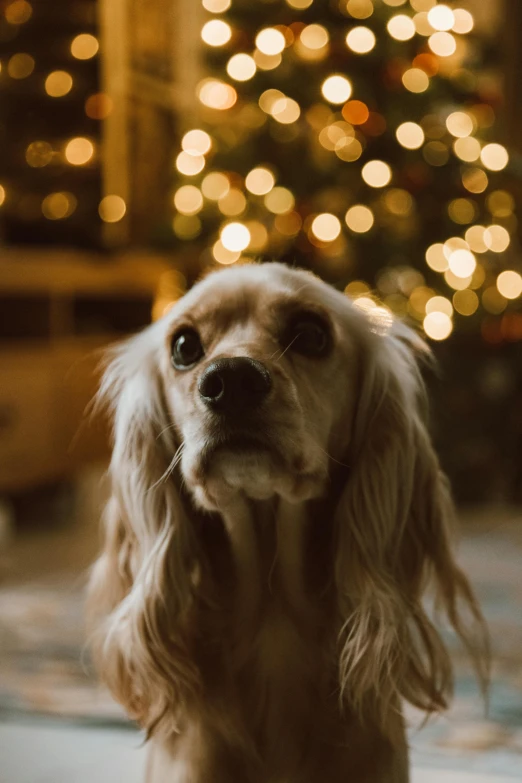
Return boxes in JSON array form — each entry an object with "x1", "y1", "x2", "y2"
[
  {"x1": 171, "y1": 329, "x2": 204, "y2": 369},
  {"x1": 283, "y1": 313, "x2": 331, "y2": 357}
]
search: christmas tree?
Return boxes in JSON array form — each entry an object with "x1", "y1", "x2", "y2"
[{"x1": 172, "y1": 0, "x2": 521, "y2": 344}]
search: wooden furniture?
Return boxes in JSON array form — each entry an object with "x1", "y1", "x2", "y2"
[{"x1": 0, "y1": 248, "x2": 179, "y2": 493}]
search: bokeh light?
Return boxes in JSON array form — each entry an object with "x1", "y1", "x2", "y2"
[
  {"x1": 26, "y1": 141, "x2": 53, "y2": 168},
  {"x1": 213, "y1": 240, "x2": 240, "y2": 265},
  {"x1": 198, "y1": 79, "x2": 237, "y2": 109},
  {"x1": 8, "y1": 53, "x2": 35, "y2": 79},
  {"x1": 202, "y1": 172, "x2": 229, "y2": 200},
  {"x1": 5, "y1": 0, "x2": 32, "y2": 24},
  {"x1": 346, "y1": 0, "x2": 374, "y2": 18},
  {"x1": 462, "y1": 167, "x2": 488, "y2": 193},
  {"x1": 465, "y1": 225, "x2": 489, "y2": 253},
  {"x1": 485, "y1": 224, "x2": 510, "y2": 253},
  {"x1": 220, "y1": 222, "x2": 251, "y2": 251},
  {"x1": 453, "y1": 137, "x2": 481, "y2": 162},
  {"x1": 448, "y1": 198, "x2": 476, "y2": 225},
  {"x1": 218, "y1": 188, "x2": 247, "y2": 216},
  {"x1": 396, "y1": 122, "x2": 425, "y2": 149},
  {"x1": 174, "y1": 185, "x2": 204, "y2": 216},
  {"x1": 452, "y1": 8, "x2": 474, "y2": 34},
  {"x1": 85, "y1": 93, "x2": 113, "y2": 120},
  {"x1": 42, "y1": 192, "x2": 77, "y2": 220},
  {"x1": 301, "y1": 24, "x2": 329, "y2": 49},
  {"x1": 426, "y1": 243, "x2": 449, "y2": 272},
  {"x1": 345, "y1": 205, "x2": 374, "y2": 233},
  {"x1": 256, "y1": 28, "x2": 286, "y2": 55},
  {"x1": 480, "y1": 143, "x2": 509, "y2": 172},
  {"x1": 402, "y1": 68, "x2": 429, "y2": 93},
  {"x1": 65, "y1": 137, "x2": 94, "y2": 165},
  {"x1": 271, "y1": 97, "x2": 301, "y2": 124},
  {"x1": 264, "y1": 187, "x2": 295, "y2": 214},
  {"x1": 446, "y1": 111, "x2": 474, "y2": 138},
  {"x1": 201, "y1": 19, "x2": 232, "y2": 47},
  {"x1": 362, "y1": 160, "x2": 392, "y2": 188},
  {"x1": 286, "y1": 0, "x2": 314, "y2": 7},
  {"x1": 311, "y1": 213, "x2": 342, "y2": 242},
  {"x1": 424, "y1": 311, "x2": 453, "y2": 340},
  {"x1": 71, "y1": 34, "x2": 99, "y2": 60},
  {"x1": 427, "y1": 4, "x2": 455, "y2": 31},
  {"x1": 45, "y1": 71, "x2": 73, "y2": 97},
  {"x1": 202, "y1": 0, "x2": 231, "y2": 11},
  {"x1": 426, "y1": 296, "x2": 453, "y2": 317},
  {"x1": 227, "y1": 53, "x2": 257, "y2": 81},
  {"x1": 173, "y1": 215, "x2": 201, "y2": 240},
  {"x1": 428, "y1": 31, "x2": 457, "y2": 56},
  {"x1": 497, "y1": 271, "x2": 522, "y2": 300},
  {"x1": 453, "y1": 289, "x2": 479, "y2": 315},
  {"x1": 176, "y1": 151, "x2": 205, "y2": 176},
  {"x1": 448, "y1": 248, "x2": 476, "y2": 278},
  {"x1": 245, "y1": 167, "x2": 275, "y2": 195},
  {"x1": 321, "y1": 75, "x2": 352, "y2": 104},
  {"x1": 487, "y1": 190, "x2": 515, "y2": 218},
  {"x1": 482, "y1": 287, "x2": 507, "y2": 314},
  {"x1": 99, "y1": 195, "x2": 126, "y2": 223},
  {"x1": 346, "y1": 26, "x2": 376, "y2": 54},
  {"x1": 182, "y1": 129, "x2": 212, "y2": 156},
  {"x1": 387, "y1": 14, "x2": 416, "y2": 40}
]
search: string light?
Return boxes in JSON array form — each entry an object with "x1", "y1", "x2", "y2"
[
  {"x1": 446, "y1": 111, "x2": 474, "y2": 138},
  {"x1": 485, "y1": 224, "x2": 510, "y2": 253},
  {"x1": 71, "y1": 34, "x2": 99, "y2": 60},
  {"x1": 423, "y1": 311, "x2": 453, "y2": 340},
  {"x1": 345, "y1": 205, "x2": 374, "y2": 233},
  {"x1": 65, "y1": 137, "x2": 94, "y2": 165},
  {"x1": 264, "y1": 187, "x2": 295, "y2": 214},
  {"x1": 202, "y1": 172, "x2": 230, "y2": 200},
  {"x1": 387, "y1": 14, "x2": 416, "y2": 41},
  {"x1": 452, "y1": 8, "x2": 474, "y2": 34},
  {"x1": 213, "y1": 240, "x2": 240, "y2": 265},
  {"x1": 462, "y1": 167, "x2": 488, "y2": 194},
  {"x1": 453, "y1": 137, "x2": 481, "y2": 162},
  {"x1": 174, "y1": 185, "x2": 204, "y2": 216},
  {"x1": 99, "y1": 195, "x2": 126, "y2": 223},
  {"x1": 220, "y1": 222, "x2": 251, "y2": 251},
  {"x1": 497, "y1": 271, "x2": 522, "y2": 300},
  {"x1": 396, "y1": 122, "x2": 424, "y2": 149},
  {"x1": 465, "y1": 225, "x2": 489, "y2": 253},
  {"x1": 426, "y1": 296, "x2": 453, "y2": 317},
  {"x1": 198, "y1": 79, "x2": 237, "y2": 109},
  {"x1": 413, "y1": 11, "x2": 434, "y2": 36},
  {"x1": 428, "y1": 31, "x2": 457, "y2": 56},
  {"x1": 45, "y1": 71, "x2": 73, "y2": 97},
  {"x1": 182, "y1": 129, "x2": 212, "y2": 156},
  {"x1": 362, "y1": 160, "x2": 392, "y2": 188},
  {"x1": 321, "y1": 75, "x2": 352, "y2": 104},
  {"x1": 301, "y1": 24, "x2": 329, "y2": 49},
  {"x1": 176, "y1": 151, "x2": 205, "y2": 176},
  {"x1": 402, "y1": 68, "x2": 429, "y2": 93},
  {"x1": 311, "y1": 213, "x2": 342, "y2": 242},
  {"x1": 256, "y1": 28, "x2": 286, "y2": 56},
  {"x1": 201, "y1": 20, "x2": 232, "y2": 47},
  {"x1": 346, "y1": 26, "x2": 376, "y2": 54},
  {"x1": 245, "y1": 167, "x2": 275, "y2": 195},
  {"x1": 271, "y1": 97, "x2": 301, "y2": 124},
  {"x1": 218, "y1": 188, "x2": 247, "y2": 216},
  {"x1": 448, "y1": 248, "x2": 476, "y2": 278},
  {"x1": 426, "y1": 243, "x2": 449, "y2": 272},
  {"x1": 227, "y1": 53, "x2": 257, "y2": 81}
]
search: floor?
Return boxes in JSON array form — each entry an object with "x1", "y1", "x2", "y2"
[{"x1": 1, "y1": 470, "x2": 521, "y2": 782}]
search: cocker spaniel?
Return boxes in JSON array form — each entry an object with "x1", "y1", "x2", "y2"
[{"x1": 88, "y1": 262, "x2": 487, "y2": 783}]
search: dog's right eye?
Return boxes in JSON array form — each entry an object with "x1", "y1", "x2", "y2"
[{"x1": 171, "y1": 329, "x2": 204, "y2": 369}]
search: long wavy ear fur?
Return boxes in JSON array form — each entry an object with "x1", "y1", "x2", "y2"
[
  {"x1": 87, "y1": 329, "x2": 200, "y2": 736},
  {"x1": 335, "y1": 317, "x2": 488, "y2": 738}
]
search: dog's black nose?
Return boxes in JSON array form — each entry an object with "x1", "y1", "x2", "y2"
[{"x1": 198, "y1": 358, "x2": 271, "y2": 413}]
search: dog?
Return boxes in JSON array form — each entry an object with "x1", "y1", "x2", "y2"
[{"x1": 88, "y1": 262, "x2": 487, "y2": 783}]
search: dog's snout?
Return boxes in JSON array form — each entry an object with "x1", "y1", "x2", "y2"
[{"x1": 198, "y1": 357, "x2": 271, "y2": 413}]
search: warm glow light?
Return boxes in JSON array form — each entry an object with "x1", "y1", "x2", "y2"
[
  {"x1": 346, "y1": 26, "x2": 376, "y2": 54},
  {"x1": 212, "y1": 240, "x2": 239, "y2": 265},
  {"x1": 5, "y1": 0, "x2": 32, "y2": 24},
  {"x1": 427, "y1": 4, "x2": 455, "y2": 31},
  {"x1": 448, "y1": 198, "x2": 476, "y2": 225},
  {"x1": 465, "y1": 225, "x2": 489, "y2": 253},
  {"x1": 271, "y1": 97, "x2": 301, "y2": 124},
  {"x1": 0, "y1": 186, "x2": 5, "y2": 207},
  {"x1": 45, "y1": 71, "x2": 73, "y2": 97},
  {"x1": 446, "y1": 111, "x2": 474, "y2": 138},
  {"x1": 256, "y1": 28, "x2": 286, "y2": 55},
  {"x1": 453, "y1": 137, "x2": 481, "y2": 162},
  {"x1": 426, "y1": 296, "x2": 453, "y2": 317},
  {"x1": 99, "y1": 195, "x2": 126, "y2": 223},
  {"x1": 311, "y1": 213, "x2": 342, "y2": 242},
  {"x1": 264, "y1": 187, "x2": 295, "y2": 214},
  {"x1": 42, "y1": 192, "x2": 77, "y2": 220},
  {"x1": 227, "y1": 53, "x2": 256, "y2": 81},
  {"x1": 8, "y1": 53, "x2": 34, "y2": 79},
  {"x1": 453, "y1": 289, "x2": 479, "y2": 316},
  {"x1": 201, "y1": 19, "x2": 232, "y2": 47},
  {"x1": 445, "y1": 269, "x2": 472, "y2": 290},
  {"x1": 26, "y1": 141, "x2": 53, "y2": 168},
  {"x1": 424, "y1": 311, "x2": 453, "y2": 340},
  {"x1": 362, "y1": 160, "x2": 392, "y2": 188},
  {"x1": 85, "y1": 93, "x2": 113, "y2": 120},
  {"x1": 383, "y1": 0, "x2": 407, "y2": 5},
  {"x1": 198, "y1": 79, "x2": 237, "y2": 110},
  {"x1": 245, "y1": 167, "x2": 275, "y2": 195},
  {"x1": 452, "y1": 8, "x2": 474, "y2": 34},
  {"x1": 345, "y1": 205, "x2": 374, "y2": 233},
  {"x1": 246, "y1": 221, "x2": 269, "y2": 250},
  {"x1": 335, "y1": 137, "x2": 363, "y2": 162},
  {"x1": 383, "y1": 188, "x2": 413, "y2": 215},
  {"x1": 176, "y1": 151, "x2": 205, "y2": 176},
  {"x1": 488, "y1": 190, "x2": 515, "y2": 218},
  {"x1": 174, "y1": 185, "x2": 203, "y2": 216},
  {"x1": 411, "y1": 0, "x2": 437, "y2": 11},
  {"x1": 462, "y1": 168, "x2": 488, "y2": 194},
  {"x1": 497, "y1": 271, "x2": 522, "y2": 300},
  {"x1": 259, "y1": 89, "x2": 285, "y2": 113},
  {"x1": 396, "y1": 122, "x2": 425, "y2": 149},
  {"x1": 65, "y1": 137, "x2": 94, "y2": 165},
  {"x1": 220, "y1": 222, "x2": 251, "y2": 252},
  {"x1": 301, "y1": 24, "x2": 329, "y2": 49},
  {"x1": 426, "y1": 243, "x2": 449, "y2": 272},
  {"x1": 254, "y1": 50, "x2": 282, "y2": 70},
  {"x1": 480, "y1": 143, "x2": 509, "y2": 172},
  {"x1": 346, "y1": 0, "x2": 374, "y2": 18},
  {"x1": 428, "y1": 31, "x2": 457, "y2": 56},
  {"x1": 71, "y1": 34, "x2": 99, "y2": 60},
  {"x1": 218, "y1": 188, "x2": 246, "y2": 216},
  {"x1": 342, "y1": 100, "x2": 369, "y2": 125},
  {"x1": 321, "y1": 75, "x2": 352, "y2": 104},
  {"x1": 182, "y1": 129, "x2": 212, "y2": 156},
  {"x1": 402, "y1": 68, "x2": 429, "y2": 93},
  {"x1": 286, "y1": 0, "x2": 314, "y2": 7},
  {"x1": 203, "y1": 0, "x2": 231, "y2": 11},
  {"x1": 387, "y1": 14, "x2": 416, "y2": 41},
  {"x1": 485, "y1": 225, "x2": 511, "y2": 253},
  {"x1": 448, "y1": 248, "x2": 476, "y2": 278},
  {"x1": 202, "y1": 172, "x2": 229, "y2": 200}
]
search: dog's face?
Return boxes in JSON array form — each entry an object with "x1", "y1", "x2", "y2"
[{"x1": 158, "y1": 263, "x2": 359, "y2": 511}]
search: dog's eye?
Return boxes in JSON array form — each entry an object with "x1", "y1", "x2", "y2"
[
  {"x1": 171, "y1": 329, "x2": 204, "y2": 369},
  {"x1": 284, "y1": 313, "x2": 331, "y2": 357}
]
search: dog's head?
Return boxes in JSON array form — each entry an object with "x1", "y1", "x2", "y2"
[{"x1": 89, "y1": 262, "x2": 487, "y2": 738}]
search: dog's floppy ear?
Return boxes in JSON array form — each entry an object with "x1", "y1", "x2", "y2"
[
  {"x1": 87, "y1": 328, "x2": 200, "y2": 735},
  {"x1": 334, "y1": 315, "x2": 488, "y2": 738}
]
